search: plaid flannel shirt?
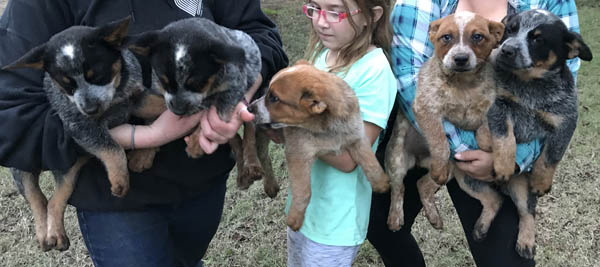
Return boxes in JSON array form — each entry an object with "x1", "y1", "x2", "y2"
[{"x1": 391, "y1": 0, "x2": 581, "y2": 172}]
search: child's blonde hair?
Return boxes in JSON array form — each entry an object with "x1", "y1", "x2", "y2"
[{"x1": 305, "y1": 0, "x2": 392, "y2": 73}]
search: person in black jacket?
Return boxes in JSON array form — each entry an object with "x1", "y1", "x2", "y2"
[{"x1": 0, "y1": 0, "x2": 288, "y2": 266}]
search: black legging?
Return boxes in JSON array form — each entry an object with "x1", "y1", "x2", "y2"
[{"x1": 368, "y1": 95, "x2": 535, "y2": 267}]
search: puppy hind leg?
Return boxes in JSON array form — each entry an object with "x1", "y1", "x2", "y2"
[
  {"x1": 455, "y1": 174, "x2": 503, "y2": 241},
  {"x1": 229, "y1": 132, "x2": 250, "y2": 190},
  {"x1": 416, "y1": 174, "x2": 443, "y2": 229},
  {"x1": 349, "y1": 139, "x2": 390, "y2": 193},
  {"x1": 384, "y1": 116, "x2": 412, "y2": 230},
  {"x1": 11, "y1": 169, "x2": 49, "y2": 251},
  {"x1": 256, "y1": 130, "x2": 279, "y2": 198},
  {"x1": 285, "y1": 152, "x2": 314, "y2": 231},
  {"x1": 508, "y1": 175, "x2": 537, "y2": 259},
  {"x1": 46, "y1": 156, "x2": 89, "y2": 251}
]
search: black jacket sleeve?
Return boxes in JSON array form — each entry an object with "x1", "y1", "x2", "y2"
[
  {"x1": 0, "y1": 0, "x2": 82, "y2": 171},
  {"x1": 211, "y1": 0, "x2": 289, "y2": 94}
]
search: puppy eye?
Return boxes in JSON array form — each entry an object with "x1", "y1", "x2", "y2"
[
  {"x1": 57, "y1": 75, "x2": 76, "y2": 95},
  {"x1": 440, "y1": 34, "x2": 453, "y2": 43},
  {"x1": 268, "y1": 92, "x2": 279, "y2": 103},
  {"x1": 471, "y1": 33, "x2": 483, "y2": 43},
  {"x1": 532, "y1": 36, "x2": 544, "y2": 44},
  {"x1": 506, "y1": 24, "x2": 517, "y2": 34}
]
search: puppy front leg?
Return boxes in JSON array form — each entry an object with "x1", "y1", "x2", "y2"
[
  {"x1": 349, "y1": 138, "x2": 389, "y2": 193},
  {"x1": 286, "y1": 150, "x2": 314, "y2": 231},
  {"x1": 185, "y1": 126, "x2": 205, "y2": 158},
  {"x1": 11, "y1": 169, "x2": 49, "y2": 251},
  {"x1": 491, "y1": 119, "x2": 516, "y2": 182},
  {"x1": 239, "y1": 122, "x2": 265, "y2": 185},
  {"x1": 46, "y1": 156, "x2": 89, "y2": 251},
  {"x1": 414, "y1": 112, "x2": 450, "y2": 185},
  {"x1": 256, "y1": 130, "x2": 279, "y2": 198}
]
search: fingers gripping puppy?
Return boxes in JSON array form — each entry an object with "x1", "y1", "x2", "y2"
[{"x1": 249, "y1": 61, "x2": 390, "y2": 231}]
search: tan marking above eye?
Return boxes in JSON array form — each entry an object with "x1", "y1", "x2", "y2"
[
  {"x1": 62, "y1": 76, "x2": 70, "y2": 83},
  {"x1": 160, "y1": 74, "x2": 169, "y2": 84},
  {"x1": 86, "y1": 69, "x2": 94, "y2": 79}
]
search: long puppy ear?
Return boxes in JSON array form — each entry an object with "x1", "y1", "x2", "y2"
[
  {"x1": 99, "y1": 16, "x2": 132, "y2": 47},
  {"x1": 3, "y1": 43, "x2": 46, "y2": 70},
  {"x1": 565, "y1": 31, "x2": 593, "y2": 61},
  {"x1": 127, "y1": 30, "x2": 160, "y2": 57}
]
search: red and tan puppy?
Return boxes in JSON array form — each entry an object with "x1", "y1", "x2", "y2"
[
  {"x1": 248, "y1": 60, "x2": 389, "y2": 231},
  {"x1": 385, "y1": 11, "x2": 506, "y2": 235}
]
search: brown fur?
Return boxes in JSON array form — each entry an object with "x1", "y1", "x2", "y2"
[{"x1": 249, "y1": 61, "x2": 389, "y2": 231}]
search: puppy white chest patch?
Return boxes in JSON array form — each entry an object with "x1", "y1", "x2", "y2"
[{"x1": 61, "y1": 44, "x2": 76, "y2": 59}]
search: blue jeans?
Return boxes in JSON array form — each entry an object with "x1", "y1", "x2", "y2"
[{"x1": 76, "y1": 178, "x2": 226, "y2": 267}]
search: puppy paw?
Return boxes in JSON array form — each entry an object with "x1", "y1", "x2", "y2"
[
  {"x1": 242, "y1": 164, "x2": 264, "y2": 182},
  {"x1": 127, "y1": 149, "x2": 156, "y2": 172},
  {"x1": 430, "y1": 163, "x2": 450, "y2": 185},
  {"x1": 422, "y1": 203, "x2": 443, "y2": 230},
  {"x1": 473, "y1": 222, "x2": 489, "y2": 242},
  {"x1": 185, "y1": 139, "x2": 205, "y2": 159},
  {"x1": 263, "y1": 179, "x2": 280, "y2": 199},
  {"x1": 45, "y1": 232, "x2": 70, "y2": 251},
  {"x1": 529, "y1": 180, "x2": 552, "y2": 196},
  {"x1": 516, "y1": 241, "x2": 536, "y2": 259},
  {"x1": 386, "y1": 208, "x2": 404, "y2": 232},
  {"x1": 110, "y1": 183, "x2": 129, "y2": 198},
  {"x1": 494, "y1": 164, "x2": 514, "y2": 183},
  {"x1": 287, "y1": 213, "x2": 304, "y2": 232}
]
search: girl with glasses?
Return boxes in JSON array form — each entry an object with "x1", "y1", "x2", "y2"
[{"x1": 284, "y1": 0, "x2": 396, "y2": 266}]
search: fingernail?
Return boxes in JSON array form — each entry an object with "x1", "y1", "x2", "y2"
[{"x1": 455, "y1": 153, "x2": 462, "y2": 160}]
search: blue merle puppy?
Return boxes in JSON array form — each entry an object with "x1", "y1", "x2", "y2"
[{"x1": 129, "y1": 17, "x2": 279, "y2": 198}]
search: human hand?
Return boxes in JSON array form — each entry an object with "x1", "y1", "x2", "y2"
[
  {"x1": 454, "y1": 150, "x2": 496, "y2": 181},
  {"x1": 148, "y1": 110, "x2": 203, "y2": 146},
  {"x1": 189, "y1": 102, "x2": 255, "y2": 154}
]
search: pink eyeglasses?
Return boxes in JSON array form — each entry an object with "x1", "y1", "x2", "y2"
[{"x1": 302, "y1": 4, "x2": 361, "y2": 23}]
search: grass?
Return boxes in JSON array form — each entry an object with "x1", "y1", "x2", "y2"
[{"x1": 1, "y1": 0, "x2": 599, "y2": 266}]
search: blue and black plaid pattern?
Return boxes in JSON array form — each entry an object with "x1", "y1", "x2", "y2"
[{"x1": 390, "y1": 0, "x2": 581, "y2": 172}]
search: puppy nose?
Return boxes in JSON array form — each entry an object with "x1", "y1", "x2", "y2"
[
  {"x1": 454, "y1": 54, "x2": 469, "y2": 66},
  {"x1": 82, "y1": 104, "x2": 99, "y2": 115},
  {"x1": 501, "y1": 44, "x2": 517, "y2": 58}
]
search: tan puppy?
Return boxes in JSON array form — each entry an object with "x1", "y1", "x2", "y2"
[
  {"x1": 249, "y1": 60, "x2": 390, "y2": 231},
  {"x1": 385, "y1": 11, "x2": 506, "y2": 234}
]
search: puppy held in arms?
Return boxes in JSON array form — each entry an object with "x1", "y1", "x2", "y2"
[{"x1": 249, "y1": 60, "x2": 390, "y2": 231}]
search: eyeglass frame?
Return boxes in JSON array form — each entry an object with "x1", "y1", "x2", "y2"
[{"x1": 302, "y1": 4, "x2": 361, "y2": 23}]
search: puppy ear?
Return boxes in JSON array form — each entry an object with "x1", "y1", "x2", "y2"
[
  {"x1": 99, "y1": 16, "x2": 132, "y2": 47},
  {"x1": 300, "y1": 90, "x2": 327, "y2": 114},
  {"x1": 2, "y1": 43, "x2": 46, "y2": 70},
  {"x1": 500, "y1": 14, "x2": 514, "y2": 26},
  {"x1": 565, "y1": 31, "x2": 593, "y2": 61},
  {"x1": 488, "y1": 21, "x2": 505, "y2": 48},
  {"x1": 428, "y1": 18, "x2": 443, "y2": 44},
  {"x1": 294, "y1": 59, "x2": 311, "y2": 66},
  {"x1": 210, "y1": 43, "x2": 246, "y2": 65},
  {"x1": 128, "y1": 31, "x2": 160, "y2": 57}
]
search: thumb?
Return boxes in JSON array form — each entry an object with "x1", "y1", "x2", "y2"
[
  {"x1": 235, "y1": 102, "x2": 254, "y2": 122},
  {"x1": 455, "y1": 150, "x2": 479, "y2": 161}
]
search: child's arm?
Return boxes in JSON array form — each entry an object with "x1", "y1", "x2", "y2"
[{"x1": 319, "y1": 122, "x2": 382, "y2": 173}]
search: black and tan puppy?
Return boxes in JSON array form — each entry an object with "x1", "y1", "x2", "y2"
[
  {"x1": 483, "y1": 9, "x2": 592, "y2": 258},
  {"x1": 249, "y1": 61, "x2": 390, "y2": 231},
  {"x1": 129, "y1": 17, "x2": 279, "y2": 197},
  {"x1": 2, "y1": 17, "x2": 159, "y2": 251},
  {"x1": 490, "y1": 9, "x2": 593, "y2": 195}
]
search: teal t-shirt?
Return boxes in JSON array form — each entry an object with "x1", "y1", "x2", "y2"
[{"x1": 285, "y1": 48, "x2": 396, "y2": 246}]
